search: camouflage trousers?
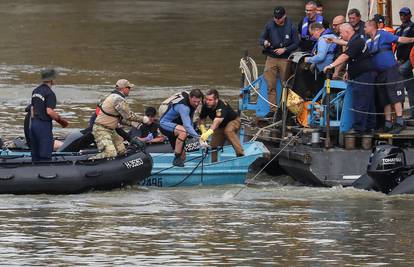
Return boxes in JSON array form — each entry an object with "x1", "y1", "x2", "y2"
[{"x1": 90, "y1": 124, "x2": 125, "y2": 159}]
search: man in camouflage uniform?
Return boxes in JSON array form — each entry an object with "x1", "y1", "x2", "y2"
[{"x1": 91, "y1": 79, "x2": 149, "y2": 159}]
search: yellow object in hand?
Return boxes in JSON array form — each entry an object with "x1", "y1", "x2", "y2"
[
  {"x1": 199, "y1": 124, "x2": 207, "y2": 134},
  {"x1": 200, "y1": 129, "x2": 214, "y2": 141}
]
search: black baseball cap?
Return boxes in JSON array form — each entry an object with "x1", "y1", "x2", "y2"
[
  {"x1": 274, "y1": 6, "x2": 286, "y2": 19},
  {"x1": 373, "y1": 14, "x2": 385, "y2": 23}
]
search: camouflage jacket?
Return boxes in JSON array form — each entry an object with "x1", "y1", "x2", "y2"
[{"x1": 94, "y1": 90, "x2": 144, "y2": 130}]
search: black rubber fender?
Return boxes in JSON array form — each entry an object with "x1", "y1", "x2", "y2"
[
  {"x1": 352, "y1": 173, "x2": 378, "y2": 191},
  {"x1": 389, "y1": 175, "x2": 414, "y2": 195}
]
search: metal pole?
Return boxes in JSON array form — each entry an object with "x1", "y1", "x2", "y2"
[{"x1": 325, "y1": 71, "x2": 332, "y2": 149}]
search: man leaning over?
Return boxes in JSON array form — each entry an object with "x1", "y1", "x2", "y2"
[{"x1": 91, "y1": 79, "x2": 149, "y2": 159}]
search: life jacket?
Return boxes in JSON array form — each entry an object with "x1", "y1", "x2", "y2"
[
  {"x1": 301, "y1": 14, "x2": 324, "y2": 39},
  {"x1": 159, "y1": 91, "x2": 195, "y2": 125},
  {"x1": 311, "y1": 29, "x2": 337, "y2": 55},
  {"x1": 97, "y1": 90, "x2": 124, "y2": 119}
]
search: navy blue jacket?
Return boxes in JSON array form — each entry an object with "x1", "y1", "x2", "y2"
[{"x1": 259, "y1": 18, "x2": 299, "y2": 58}]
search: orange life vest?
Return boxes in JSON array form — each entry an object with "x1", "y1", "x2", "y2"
[{"x1": 411, "y1": 47, "x2": 414, "y2": 68}]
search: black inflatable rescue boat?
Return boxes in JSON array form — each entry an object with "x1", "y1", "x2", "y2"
[
  {"x1": 353, "y1": 145, "x2": 414, "y2": 195},
  {"x1": 0, "y1": 145, "x2": 152, "y2": 194}
]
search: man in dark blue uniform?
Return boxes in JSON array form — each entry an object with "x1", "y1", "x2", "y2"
[
  {"x1": 259, "y1": 6, "x2": 299, "y2": 117},
  {"x1": 365, "y1": 20, "x2": 414, "y2": 133},
  {"x1": 395, "y1": 7, "x2": 414, "y2": 118},
  {"x1": 30, "y1": 69, "x2": 68, "y2": 162},
  {"x1": 324, "y1": 23, "x2": 376, "y2": 134}
]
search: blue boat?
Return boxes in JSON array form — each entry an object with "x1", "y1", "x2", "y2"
[{"x1": 141, "y1": 141, "x2": 269, "y2": 188}]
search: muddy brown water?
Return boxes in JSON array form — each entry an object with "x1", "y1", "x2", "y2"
[{"x1": 1, "y1": 1, "x2": 414, "y2": 266}]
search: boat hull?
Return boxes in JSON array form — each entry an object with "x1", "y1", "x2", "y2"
[
  {"x1": 141, "y1": 141, "x2": 269, "y2": 187},
  {"x1": 0, "y1": 148, "x2": 152, "y2": 194}
]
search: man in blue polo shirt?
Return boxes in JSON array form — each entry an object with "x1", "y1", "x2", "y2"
[{"x1": 365, "y1": 20, "x2": 414, "y2": 133}]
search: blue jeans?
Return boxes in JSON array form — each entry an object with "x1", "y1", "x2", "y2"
[
  {"x1": 399, "y1": 60, "x2": 414, "y2": 117},
  {"x1": 30, "y1": 119, "x2": 53, "y2": 162}
]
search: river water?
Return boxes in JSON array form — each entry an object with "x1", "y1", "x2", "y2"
[{"x1": 1, "y1": 0, "x2": 414, "y2": 266}]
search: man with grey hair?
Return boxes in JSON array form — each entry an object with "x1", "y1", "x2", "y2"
[
  {"x1": 348, "y1": 8, "x2": 365, "y2": 38},
  {"x1": 298, "y1": 1, "x2": 330, "y2": 52},
  {"x1": 30, "y1": 69, "x2": 69, "y2": 162},
  {"x1": 324, "y1": 23, "x2": 376, "y2": 134}
]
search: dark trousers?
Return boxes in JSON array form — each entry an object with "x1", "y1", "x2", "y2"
[
  {"x1": 399, "y1": 60, "x2": 414, "y2": 117},
  {"x1": 352, "y1": 72, "x2": 376, "y2": 133},
  {"x1": 30, "y1": 119, "x2": 53, "y2": 162}
]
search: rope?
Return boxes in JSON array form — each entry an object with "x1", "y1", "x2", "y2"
[
  {"x1": 347, "y1": 76, "x2": 414, "y2": 86},
  {"x1": 171, "y1": 148, "x2": 209, "y2": 187},
  {"x1": 232, "y1": 129, "x2": 303, "y2": 199},
  {"x1": 349, "y1": 105, "x2": 414, "y2": 115}
]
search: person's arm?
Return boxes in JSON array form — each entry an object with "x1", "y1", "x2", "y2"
[
  {"x1": 259, "y1": 24, "x2": 270, "y2": 47},
  {"x1": 45, "y1": 93, "x2": 68, "y2": 127},
  {"x1": 323, "y1": 53, "x2": 349, "y2": 73},
  {"x1": 176, "y1": 104, "x2": 199, "y2": 138},
  {"x1": 397, "y1": 36, "x2": 414, "y2": 44},
  {"x1": 306, "y1": 39, "x2": 329, "y2": 64},
  {"x1": 325, "y1": 37, "x2": 348, "y2": 46},
  {"x1": 114, "y1": 98, "x2": 149, "y2": 124}
]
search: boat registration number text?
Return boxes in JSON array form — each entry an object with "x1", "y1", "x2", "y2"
[
  {"x1": 124, "y1": 158, "x2": 144, "y2": 169},
  {"x1": 142, "y1": 177, "x2": 163, "y2": 187}
]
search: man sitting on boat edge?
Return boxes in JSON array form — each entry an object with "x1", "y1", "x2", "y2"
[
  {"x1": 159, "y1": 89, "x2": 204, "y2": 167},
  {"x1": 199, "y1": 89, "x2": 244, "y2": 162}
]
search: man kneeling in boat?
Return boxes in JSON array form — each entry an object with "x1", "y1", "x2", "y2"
[
  {"x1": 199, "y1": 89, "x2": 244, "y2": 162},
  {"x1": 159, "y1": 89, "x2": 204, "y2": 167},
  {"x1": 90, "y1": 79, "x2": 150, "y2": 159}
]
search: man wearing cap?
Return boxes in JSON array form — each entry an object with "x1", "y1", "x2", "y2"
[
  {"x1": 259, "y1": 6, "x2": 299, "y2": 117},
  {"x1": 298, "y1": 1, "x2": 330, "y2": 53},
  {"x1": 373, "y1": 14, "x2": 395, "y2": 34},
  {"x1": 395, "y1": 7, "x2": 414, "y2": 119},
  {"x1": 91, "y1": 79, "x2": 150, "y2": 159},
  {"x1": 30, "y1": 69, "x2": 69, "y2": 162}
]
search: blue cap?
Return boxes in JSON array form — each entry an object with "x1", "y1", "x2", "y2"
[{"x1": 399, "y1": 7, "x2": 411, "y2": 15}]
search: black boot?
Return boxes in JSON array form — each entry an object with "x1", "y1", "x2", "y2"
[{"x1": 172, "y1": 153, "x2": 184, "y2": 167}]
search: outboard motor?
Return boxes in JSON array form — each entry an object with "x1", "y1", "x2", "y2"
[{"x1": 367, "y1": 145, "x2": 408, "y2": 194}]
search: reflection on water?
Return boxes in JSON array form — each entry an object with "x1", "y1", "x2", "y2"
[{"x1": 0, "y1": 186, "x2": 413, "y2": 266}]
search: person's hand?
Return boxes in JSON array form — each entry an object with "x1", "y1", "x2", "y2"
[
  {"x1": 144, "y1": 133, "x2": 154, "y2": 142},
  {"x1": 56, "y1": 117, "x2": 69, "y2": 128},
  {"x1": 323, "y1": 64, "x2": 334, "y2": 73},
  {"x1": 343, "y1": 71, "x2": 349, "y2": 81},
  {"x1": 274, "y1": 48, "x2": 286, "y2": 55},
  {"x1": 200, "y1": 129, "x2": 214, "y2": 142},
  {"x1": 199, "y1": 138, "x2": 209, "y2": 148},
  {"x1": 324, "y1": 37, "x2": 334, "y2": 43},
  {"x1": 199, "y1": 124, "x2": 207, "y2": 134},
  {"x1": 264, "y1": 40, "x2": 271, "y2": 48}
]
